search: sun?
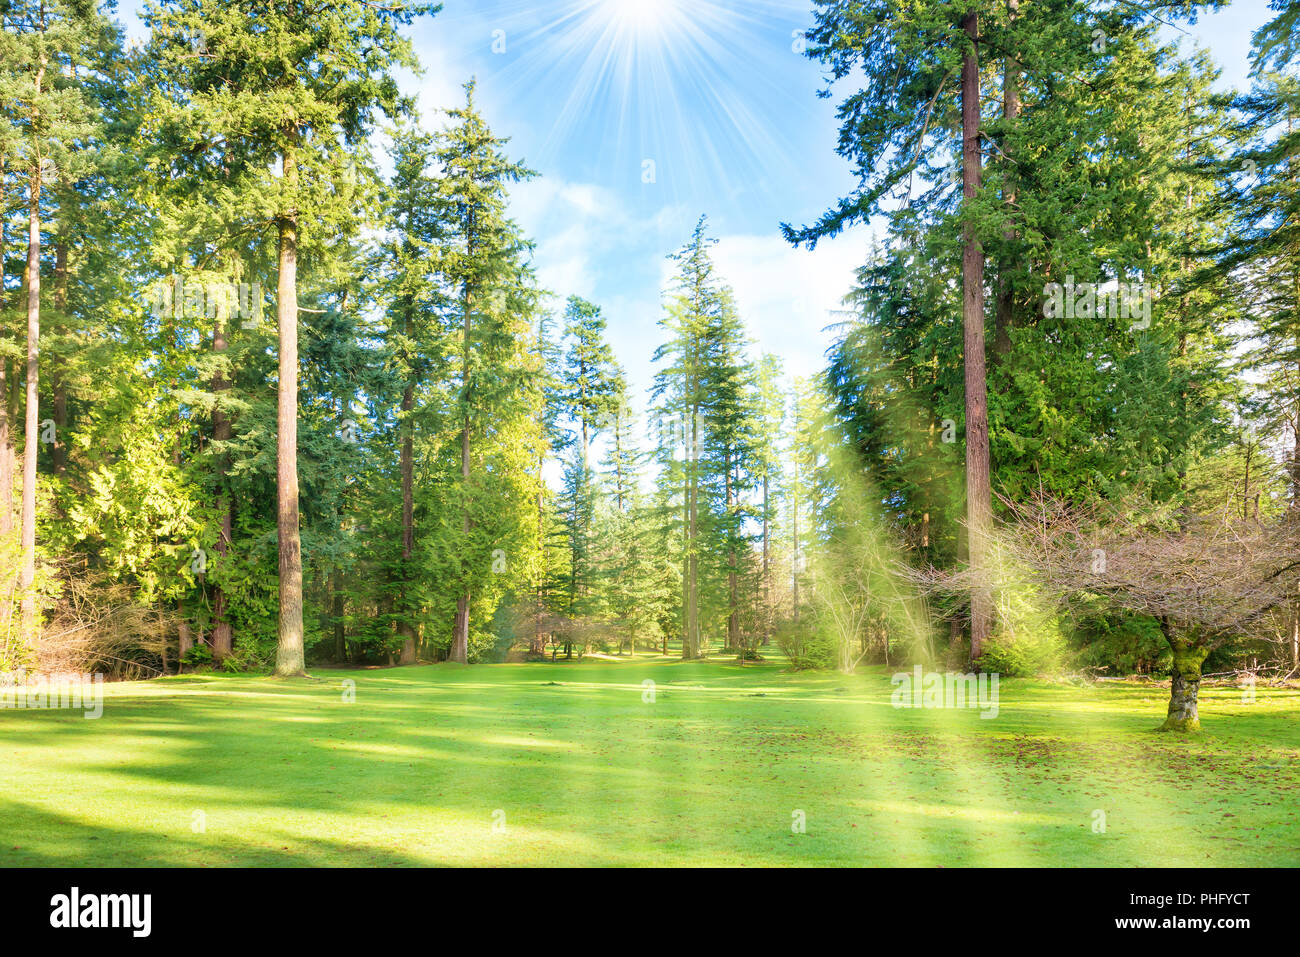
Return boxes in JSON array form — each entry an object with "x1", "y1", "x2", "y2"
[
  {"x1": 486, "y1": 0, "x2": 809, "y2": 209},
  {"x1": 603, "y1": 0, "x2": 684, "y2": 38}
]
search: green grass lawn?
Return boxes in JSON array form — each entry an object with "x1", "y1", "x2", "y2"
[{"x1": 2, "y1": 655, "x2": 1297, "y2": 866}]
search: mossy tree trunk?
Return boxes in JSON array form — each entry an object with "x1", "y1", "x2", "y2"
[{"x1": 1161, "y1": 631, "x2": 1209, "y2": 732}]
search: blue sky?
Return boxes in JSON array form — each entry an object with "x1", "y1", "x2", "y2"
[
  {"x1": 402, "y1": 0, "x2": 873, "y2": 400},
  {"x1": 117, "y1": 0, "x2": 1277, "y2": 404}
]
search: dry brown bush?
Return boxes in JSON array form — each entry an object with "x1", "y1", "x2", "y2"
[{"x1": 37, "y1": 576, "x2": 178, "y2": 679}]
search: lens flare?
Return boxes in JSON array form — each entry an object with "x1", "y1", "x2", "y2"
[
  {"x1": 468, "y1": 0, "x2": 812, "y2": 215},
  {"x1": 603, "y1": 0, "x2": 683, "y2": 38}
]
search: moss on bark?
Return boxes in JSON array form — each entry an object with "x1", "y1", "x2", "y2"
[{"x1": 1161, "y1": 640, "x2": 1209, "y2": 732}]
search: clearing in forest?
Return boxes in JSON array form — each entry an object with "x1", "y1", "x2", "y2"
[{"x1": 1, "y1": 656, "x2": 1296, "y2": 867}]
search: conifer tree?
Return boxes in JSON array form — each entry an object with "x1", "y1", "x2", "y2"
[
  {"x1": 140, "y1": 0, "x2": 436, "y2": 674},
  {"x1": 556, "y1": 295, "x2": 622, "y2": 632},
  {"x1": 752, "y1": 353, "x2": 786, "y2": 639},
  {"x1": 652, "y1": 217, "x2": 725, "y2": 659},
  {"x1": 430, "y1": 80, "x2": 541, "y2": 664},
  {"x1": 698, "y1": 292, "x2": 756, "y2": 652},
  {"x1": 2, "y1": 0, "x2": 117, "y2": 648},
  {"x1": 377, "y1": 119, "x2": 444, "y2": 664}
]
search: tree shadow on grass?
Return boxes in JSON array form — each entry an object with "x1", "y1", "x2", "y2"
[{"x1": 1, "y1": 661, "x2": 1297, "y2": 866}]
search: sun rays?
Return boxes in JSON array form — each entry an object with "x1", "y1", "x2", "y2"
[{"x1": 443, "y1": 0, "x2": 813, "y2": 211}]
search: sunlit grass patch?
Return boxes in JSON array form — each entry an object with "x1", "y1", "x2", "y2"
[{"x1": 1, "y1": 657, "x2": 1296, "y2": 866}]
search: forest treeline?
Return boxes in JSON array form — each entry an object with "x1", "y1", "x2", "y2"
[
  {"x1": 0, "y1": 0, "x2": 818, "y2": 674},
  {"x1": 783, "y1": 0, "x2": 1300, "y2": 729},
  {"x1": 2, "y1": 0, "x2": 1299, "y2": 725}
]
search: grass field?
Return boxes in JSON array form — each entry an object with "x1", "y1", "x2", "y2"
[{"x1": 2, "y1": 654, "x2": 1297, "y2": 867}]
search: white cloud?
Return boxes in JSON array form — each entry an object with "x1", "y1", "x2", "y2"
[
  {"x1": 512, "y1": 179, "x2": 625, "y2": 301},
  {"x1": 712, "y1": 227, "x2": 872, "y2": 380},
  {"x1": 511, "y1": 173, "x2": 872, "y2": 404},
  {"x1": 509, "y1": 179, "x2": 688, "y2": 405},
  {"x1": 412, "y1": 44, "x2": 474, "y2": 129}
]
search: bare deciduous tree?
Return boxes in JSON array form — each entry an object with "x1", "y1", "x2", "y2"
[{"x1": 956, "y1": 495, "x2": 1300, "y2": 731}]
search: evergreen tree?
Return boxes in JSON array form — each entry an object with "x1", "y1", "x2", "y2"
[
  {"x1": 429, "y1": 80, "x2": 542, "y2": 664},
  {"x1": 1223, "y1": 0, "x2": 1300, "y2": 500},
  {"x1": 1, "y1": 0, "x2": 117, "y2": 649},
  {"x1": 752, "y1": 352, "x2": 786, "y2": 640},
  {"x1": 651, "y1": 217, "x2": 726, "y2": 658},
  {"x1": 555, "y1": 295, "x2": 622, "y2": 639},
  {"x1": 376, "y1": 119, "x2": 445, "y2": 664},
  {"x1": 697, "y1": 291, "x2": 756, "y2": 652},
  {"x1": 141, "y1": 0, "x2": 437, "y2": 674},
  {"x1": 796, "y1": 0, "x2": 1231, "y2": 663}
]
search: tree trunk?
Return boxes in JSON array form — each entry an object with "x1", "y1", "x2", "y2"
[
  {"x1": 792, "y1": 476, "x2": 800, "y2": 625},
  {"x1": 0, "y1": 354, "x2": 11, "y2": 540},
  {"x1": 20, "y1": 156, "x2": 42, "y2": 647},
  {"x1": 992, "y1": 0, "x2": 1019, "y2": 361},
  {"x1": 761, "y1": 472, "x2": 770, "y2": 644},
  {"x1": 0, "y1": 155, "x2": 13, "y2": 629},
  {"x1": 961, "y1": 11, "x2": 994, "y2": 666},
  {"x1": 51, "y1": 241, "x2": 68, "y2": 480},
  {"x1": 726, "y1": 455, "x2": 737, "y2": 652},
  {"x1": 568, "y1": 459, "x2": 579, "y2": 620},
  {"x1": 178, "y1": 620, "x2": 193, "y2": 663},
  {"x1": 532, "y1": 446, "x2": 545, "y2": 655},
  {"x1": 681, "y1": 477, "x2": 690, "y2": 657},
  {"x1": 3, "y1": 366, "x2": 13, "y2": 524},
  {"x1": 210, "y1": 501, "x2": 234, "y2": 660},
  {"x1": 449, "y1": 279, "x2": 472, "y2": 666},
  {"x1": 0, "y1": 151, "x2": 10, "y2": 544},
  {"x1": 0, "y1": 353, "x2": 12, "y2": 643},
  {"x1": 274, "y1": 144, "x2": 305, "y2": 676},
  {"x1": 332, "y1": 568, "x2": 346, "y2": 662},
  {"x1": 449, "y1": 570, "x2": 469, "y2": 662},
  {"x1": 0, "y1": 154, "x2": 13, "y2": 642},
  {"x1": 683, "y1": 403, "x2": 700, "y2": 659},
  {"x1": 398, "y1": 381, "x2": 416, "y2": 664},
  {"x1": 1291, "y1": 609, "x2": 1299, "y2": 672},
  {"x1": 1161, "y1": 639, "x2": 1208, "y2": 732},
  {"x1": 211, "y1": 313, "x2": 234, "y2": 660}
]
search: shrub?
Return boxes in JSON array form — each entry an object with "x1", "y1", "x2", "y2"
[
  {"x1": 979, "y1": 637, "x2": 1047, "y2": 678},
  {"x1": 218, "y1": 643, "x2": 272, "y2": 673},
  {"x1": 774, "y1": 618, "x2": 836, "y2": 670},
  {"x1": 1069, "y1": 606, "x2": 1170, "y2": 676},
  {"x1": 182, "y1": 643, "x2": 213, "y2": 668},
  {"x1": 40, "y1": 578, "x2": 172, "y2": 678}
]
